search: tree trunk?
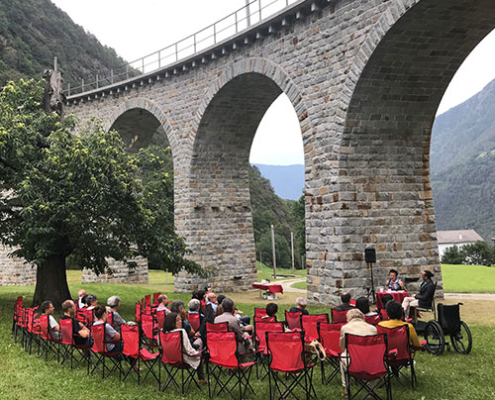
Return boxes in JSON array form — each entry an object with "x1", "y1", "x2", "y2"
[{"x1": 32, "y1": 255, "x2": 72, "y2": 309}]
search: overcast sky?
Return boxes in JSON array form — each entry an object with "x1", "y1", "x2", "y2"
[{"x1": 52, "y1": 0, "x2": 495, "y2": 166}]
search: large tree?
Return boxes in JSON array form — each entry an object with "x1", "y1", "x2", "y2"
[{"x1": 0, "y1": 79, "x2": 202, "y2": 307}]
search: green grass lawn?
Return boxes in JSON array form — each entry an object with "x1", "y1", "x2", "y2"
[
  {"x1": 256, "y1": 262, "x2": 306, "y2": 281},
  {"x1": 2, "y1": 270, "x2": 494, "y2": 399},
  {"x1": 441, "y1": 264, "x2": 495, "y2": 293},
  {"x1": 291, "y1": 280, "x2": 307, "y2": 290}
]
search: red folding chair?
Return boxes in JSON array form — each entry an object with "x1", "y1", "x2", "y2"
[
  {"x1": 254, "y1": 322, "x2": 284, "y2": 379},
  {"x1": 60, "y1": 318, "x2": 91, "y2": 372},
  {"x1": 318, "y1": 322, "x2": 345, "y2": 385},
  {"x1": 153, "y1": 292, "x2": 162, "y2": 305},
  {"x1": 84, "y1": 308, "x2": 94, "y2": 327},
  {"x1": 377, "y1": 325, "x2": 416, "y2": 388},
  {"x1": 207, "y1": 331, "x2": 255, "y2": 400},
  {"x1": 159, "y1": 330, "x2": 202, "y2": 395},
  {"x1": 266, "y1": 331, "x2": 316, "y2": 400},
  {"x1": 156, "y1": 310, "x2": 166, "y2": 330},
  {"x1": 89, "y1": 323, "x2": 123, "y2": 379},
  {"x1": 12, "y1": 297, "x2": 23, "y2": 340},
  {"x1": 331, "y1": 309, "x2": 349, "y2": 323},
  {"x1": 188, "y1": 312, "x2": 200, "y2": 332},
  {"x1": 379, "y1": 309, "x2": 389, "y2": 321},
  {"x1": 206, "y1": 322, "x2": 228, "y2": 333},
  {"x1": 144, "y1": 294, "x2": 152, "y2": 308},
  {"x1": 76, "y1": 306, "x2": 87, "y2": 324},
  {"x1": 301, "y1": 314, "x2": 329, "y2": 343},
  {"x1": 25, "y1": 307, "x2": 41, "y2": 355},
  {"x1": 107, "y1": 311, "x2": 114, "y2": 328},
  {"x1": 39, "y1": 314, "x2": 61, "y2": 362},
  {"x1": 141, "y1": 313, "x2": 158, "y2": 347},
  {"x1": 344, "y1": 333, "x2": 391, "y2": 400},
  {"x1": 285, "y1": 310, "x2": 302, "y2": 330},
  {"x1": 255, "y1": 308, "x2": 268, "y2": 318},
  {"x1": 121, "y1": 324, "x2": 160, "y2": 385},
  {"x1": 135, "y1": 301, "x2": 142, "y2": 324},
  {"x1": 365, "y1": 314, "x2": 381, "y2": 326},
  {"x1": 255, "y1": 315, "x2": 277, "y2": 323}
]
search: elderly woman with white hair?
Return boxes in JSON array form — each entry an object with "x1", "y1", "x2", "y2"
[
  {"x1": 289, "y1": 296, "x2": 309, "y2": 315},
  {"x1": 339, "y1": 309, "x2": 378, "y2": 393},
  {"x1": 107, "y1": 295, "x2": 126, "y2": 332}
]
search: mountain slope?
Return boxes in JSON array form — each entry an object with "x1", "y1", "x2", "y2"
[
  {"x1": 253, "y1": 164, "x2": 304, "y2": 201},
  {"x1": 0, "y1": 0, "x2": 126, "y2": 87}
]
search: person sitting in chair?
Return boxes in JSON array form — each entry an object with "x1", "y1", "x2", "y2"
[
  {"x1": 262, "y1": 303, "x2": 278, "y2": 319},
  {"x1": 156, "y1": 294, "x2": 171, "y2": 313},
  {"x1": 40, "y1": 300, "x2": 61, "y2": 340},
  {"x1": 402, "y1": 270, "x2": 435, "y2": 319},
  {"x1": 214, "y1": 298, "x2": 253, "y2": 353},
  {"x1": 93, "y1": 305, "x2": 122, "y2": 353},
  {"x1": 106, "y1": 296, "x2": 126, "y2": 332},
  {"x1": 77, "y1": 289, "x2": 87, "y2": 309},
  {"x1": 386, "y1": 269, "x2": 405, "y2": 291},
  {"x1": 61, "y1": 300, "x2": 91, "y2": 345},
  {"x1": 355, "y1": 297, "x2": 378, "y2": 317},
  {"x1": 378, "y1": 300, "x2": 422, "y2": 350},
  {"x1": 289, "y1": 297, "x2": 309, "y2": 315},
  {"x1": 333, "y1": 293, "x2": 354, "y2": 312}
]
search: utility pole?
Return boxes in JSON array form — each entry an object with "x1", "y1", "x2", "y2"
[
  {"x1": 259, "y1": 250, "x2": 262, "y2": 267},
  {"x1": 53, "y1": 56, "x2": 58, "y2": 71},
  {"x1": 291, "y1": 231, "x2": 295, "y2": 271},
  {"x1": 271, "y1": 224, "x2": 277, "y2": 279}
]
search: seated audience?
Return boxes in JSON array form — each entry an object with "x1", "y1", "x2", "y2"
[
  {"x1": 197, "y1": 289, "x2": 207, "y2": 311},
  {"x1": 61, "y1": 300, "x2": 91, "y2": 345},
  {"x1": 163, "y1": 312, "x2": 205, "y2": 384},
  {"x1": 386, "y1": 269, "x2": 405, "y2": 291},
  {"x1": 339, "y1": 309, "x2": 377, "y2": 393},
  {"x1": 380, "y1": 293, "x2": 394, "y2": 308},
  {"x1": 93, "y1": 305, "x2": 122, "y2": 353},
  {"x1": 77, "y1": 289, "x2": 87, "y2": 309},
  {"x1": 40, "y1": 300, "x2": 61, "y2": 340},
  {"x1": 188, "y1": 298, "x2": 201, "y2": 315},
  {"x1": 156, "y1": 294, "x2": 170, "y2": 313},
  {"x1": 198, "y1": 303, "x2": 216, "y2": 345},
  {"x1": 86, "y1": 294, "x2": 98, "y2": 310},
  {"x1": 402, "y1": 270, "x2": 436, "y2": 319},
  {"x1": 355, "y1": 296, "x2": 378, "y2": 317},
  {"x1": 378, "y1": 300, "x2": 422, "y2": 350},
  {"x1": 107, "y1": 295, "x2": 126, "y2": 332},
  {"x1": 289, "y1": 297, "x2": 309, "y2": 315},
  {"x1": 333, "y1": 293, "x2": 354, "y2": 312},
  {"x1": 171, "y1": 300, "x2": 201, "y2": 344},
  {"x1": 217, "y1": 294, "x2": 226, "y2": 305},
  {"x1": 206, "y1": 292, "x2": 218, "y2": 313},
  {"x1": 262, "y1": 303, "x2": 278, "y2": 319},
  {"x1": 214, "y1": 298, "x2": 253, "y2": 353}
]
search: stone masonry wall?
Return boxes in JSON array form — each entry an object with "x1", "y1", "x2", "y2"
[
  {"x1": 82, "y1": 256, "x2": 149, "y2": 284},
  {"x1": 0, "y1": 245, "x2": 37, "y2": 286},
  {"x1": 64, "y1": 0, "x2": 495, "y2": 304}
]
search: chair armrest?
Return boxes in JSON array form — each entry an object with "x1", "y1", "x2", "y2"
[{"x1": 388, "y1": 348, "x2": 398, "y2": 359}]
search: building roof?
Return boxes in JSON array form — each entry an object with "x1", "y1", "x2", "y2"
[{"x1": 437, "y1": 230, "x2": 484, "y2": 245}]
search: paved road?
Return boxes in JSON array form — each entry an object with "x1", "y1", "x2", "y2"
[
  {"x1": 276, "y1": 278, "x2": 306, "y2": 293},
  {"x1": 445, "y1": 293, "x2": 495, "y2": 301}
]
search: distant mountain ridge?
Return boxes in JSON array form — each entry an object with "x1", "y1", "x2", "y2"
[
  {"x1": 253, "y1": 164, "x2": 304, "y2": 200},
  {"x1": 431, "y1": 78, "x2": 495, "y2": 241}
]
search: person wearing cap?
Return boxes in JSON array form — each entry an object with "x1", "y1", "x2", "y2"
[
  {"x1": 289, "y1": 297, "x2": 309, "y2": 315},
  {"x1": 339, "y1": 309, "x2": 377, "y2": 392},
  {"x1": 402, "y1": 270, "x2": 436, "y2": 319}
]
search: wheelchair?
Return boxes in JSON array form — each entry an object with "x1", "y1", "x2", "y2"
[{"x1": 413, "y1": 302, "x2": 472, "y2": 356}]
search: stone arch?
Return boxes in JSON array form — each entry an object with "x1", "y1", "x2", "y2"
[
  {"x1": 104, "y1": 97, "x2": 177, "y2": 157},
  {"x1": 336, "y1": 0, "x2": 495, "y2": 293},
  {"x1": 175, "y1": 58, "x2": 313, "y2": 293}
]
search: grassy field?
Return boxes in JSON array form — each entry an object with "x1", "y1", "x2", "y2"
[
  {"x1": 291, "y1": 280, "x2": 307, "y2": 290},
  {"x1": 256, "y1": 262, "x2": 306, "y2": 282},
  {"x1": 1, "y1": 268, "x2": 494, "y2": 399},
  {"x1": 441, "y1": 264, "x2": 495, "y2": 293}
]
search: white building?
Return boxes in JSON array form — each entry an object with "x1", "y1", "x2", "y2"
[{"x1": 437, "y1": 230, "x2": 484, "y2": 259}]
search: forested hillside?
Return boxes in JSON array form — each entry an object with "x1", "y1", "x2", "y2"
[{"x1": 0, "y1": 0, "x2": 126, "y2": 86}]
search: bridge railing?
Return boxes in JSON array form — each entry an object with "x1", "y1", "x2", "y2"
[{"x1": 64, "y1": 0, "x2": 301, "y2": 96}]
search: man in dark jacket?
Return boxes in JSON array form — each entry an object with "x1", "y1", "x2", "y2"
[
  {"x1": 402, "y1": 270, "x2": 436, "y2": 319},
  {"x1": 333, "y1": 292, "x2": 354, "y2": 311}
]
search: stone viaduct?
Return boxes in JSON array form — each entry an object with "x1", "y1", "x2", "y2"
[{"x1": 59, "y1": 0, "x2": 495, "y2": 303}]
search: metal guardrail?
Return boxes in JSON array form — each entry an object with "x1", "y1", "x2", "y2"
[{"x1": 64, "y1": 0, "x2": 301, "y2": 96}]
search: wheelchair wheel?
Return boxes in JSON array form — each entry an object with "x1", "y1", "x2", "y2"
[
  {"x1": 425, "y1": 320, "x2": 445, "y2": 356},
  {"x1": 451, "y1": 321, "x2": 472, "y2": 355}
]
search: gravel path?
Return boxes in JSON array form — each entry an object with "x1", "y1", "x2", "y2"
[
  {"x1": 444, "y1": 293, "x2": 495, "y2": 301},
  {"x1": 275, "y1": 278, "x2": 306, "y2": 293}
]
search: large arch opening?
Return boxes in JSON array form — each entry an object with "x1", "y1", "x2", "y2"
[
  {"x1": 340, "y1": 0, "x2": 495, "y2": 296},
  {"x1": 183, "y1": 72, "x2": 307, "y2": 293}
]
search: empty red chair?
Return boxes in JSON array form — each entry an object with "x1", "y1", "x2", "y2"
[
  {"x1": 39, "y1": 314, "x2": 61, "y2": 361},
  {"x1": 121, "y1": 324, "x2": 159, "y2": 385},
  {"x1": 141, "y1": 313, "x2": 158, "y2": 346},
  {"x1": 60, "y1": 318, "x2": 91, "y2": 371},
  {"x1": 90, "y1": 323, "x2": 122, "y2": 379},
  {"x1": 255, "y1": 322, "x2": 284, "y2": 355},
  {"x1": 266, "y1": 332, "x2": 316, "y2": 400},
  {"x1": 135, "y1": 302, "x2": 142, "y2": 323},
  {"x1": 159, "y1": 330, "x2": 202, "y2": 395},
  {"x1": 365, "y1": 314, "x2": 381, "y2": 326},
  {"x1": 207, "y1": 331, "x2": 255, "y2": 399},
  {"x1": 188, "y1": 312, "x2": 200, "y2": 332},
  {"x1": 331, "y1": 309, "x2": 349, "y2": 323},
  {"x1": 144, "y1": 294, "x2": 151, "y2": 307},
  {"x1": 344, "y1": 333, "x2": 391, "y2": 400},
  {"x1": 206, "y1": 322, "x2": 228, "y2": 333},
  {"x1": 318, "y1": 322, "x2": 344, "y2": 384},
  {"x1": 84, "y1": 308, "x2": 94, "y2": 327},
  {"x1": 301, "y1": 314, "x2": 329, "y2": 343},
  {"x1": 25, "y1": 307, "x2": 41, "y2": 355},
  {"x1": 285, "y1": 310, "x2": 302, "y2": 330},
  {"x1": 12, "y1": 297, "x2": 23, "y2": 341},
  {"x1": 156, "y1": 310, "x2": 166, "y2": 330},
  {"x1": 377, "y1": 324, "x2": 416, "y2": 388},
  {"x1": 254, "y1": 308, "x2": 267, "y2": 318}
]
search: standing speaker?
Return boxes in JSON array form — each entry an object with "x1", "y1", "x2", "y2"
[{"x1": 364, "y1": 247, "x2": 376, "y2": 264}]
